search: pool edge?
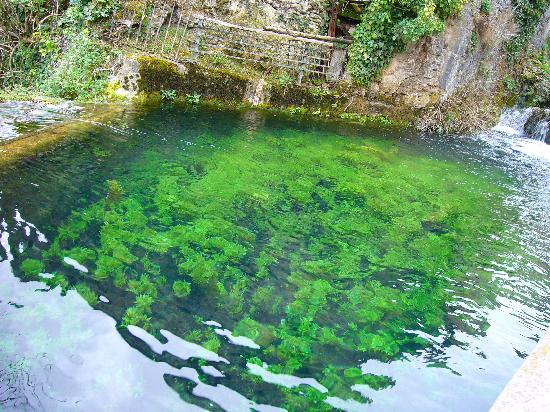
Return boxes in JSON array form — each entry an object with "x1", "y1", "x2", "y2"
[
  {"x1": 0, "y1": 104, "x2": 126, "y2": 168},
  {"x1": 490, "y1": 328, "x2": 550, "y2": 411}
]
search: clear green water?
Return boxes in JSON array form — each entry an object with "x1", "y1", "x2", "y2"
[{"x1": 1, "y1": 103, "x2": 549, "y2": 411}]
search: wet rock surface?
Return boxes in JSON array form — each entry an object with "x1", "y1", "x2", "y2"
[
  {"x1": 492, "y1": 107, "x2": 550, "y2": 144},
  {"x1": 0, "y1": 101, "x2": 82, "y2": 142},
  {"x1": 524, "y1": 108, "x2": 550, "y2": 143}
]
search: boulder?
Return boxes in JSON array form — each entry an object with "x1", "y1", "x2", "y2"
[{"x1": 524, "y1": 108, "x2": 550, "y2": 143}]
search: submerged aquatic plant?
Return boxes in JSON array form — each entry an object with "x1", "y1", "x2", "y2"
[
  {"x1": 20, "y1": 259, "x2": 44, "y2": 278},
  {"x1": 106, "y1": 179, "x2": 123, "y2": 208},
  {"x1": 172, "y1": 280, "x2": 191, "y2": 298},
  {"x1": 17, "y1": 113, "x2": 514, "y2": 407},
  {"x1": 75, "y1": 283, "x2": 98, "y2": 306}
]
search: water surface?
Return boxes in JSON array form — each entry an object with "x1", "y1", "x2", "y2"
[{"x1": 1, "y1": 103, "x2": 549, "y2": 411}]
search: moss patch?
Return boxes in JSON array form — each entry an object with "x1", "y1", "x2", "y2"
[{"x1": 137, "y1": 56, "x2": 249, "y2": 102}]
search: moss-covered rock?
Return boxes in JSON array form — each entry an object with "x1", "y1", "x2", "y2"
[{"x1": 137, "y1": 56, "x2": 249, "y2": 102}]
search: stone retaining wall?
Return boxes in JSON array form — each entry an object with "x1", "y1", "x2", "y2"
[{"x1": 213, "y1": 0, "x2": 331, "y2": 34}]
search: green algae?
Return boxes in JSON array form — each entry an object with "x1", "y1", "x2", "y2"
[
  {"x1": 12, "y1": 108, "x2": 516, "y2": 408},
  {"x1": 137, "y1": 56, "x2": 249, "y2": 103}
]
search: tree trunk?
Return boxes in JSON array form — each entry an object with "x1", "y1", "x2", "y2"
[{"x1": 327, "y1": 0, "x2": 339, "y2": 37}]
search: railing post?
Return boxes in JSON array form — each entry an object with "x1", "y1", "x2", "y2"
[
  {"x1": 191, "y1": 18, "x2": 204, "y2": 62},
  {"x1": 326, "y1": 46, "x2": 347, "y2": 82},
  {"x1": 296, "y1": 43, "x2": 308, "y2": 85}
]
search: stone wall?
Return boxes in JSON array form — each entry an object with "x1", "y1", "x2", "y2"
[
  {"x1": 369, "y1": 0, "x2": 518, "y2": 109},
  {"x1": 531, "y1": 5, "x2": 550, "y2": 50},
  {"x1": 211, "y1": 0, "x2": 331, "y2": 34}
]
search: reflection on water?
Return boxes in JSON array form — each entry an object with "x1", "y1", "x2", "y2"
[
  {"x1": 0, "y1": 262, "x2": 200, "y2": 411},
  {"x1": 0, "y1": 101, "x2": 82, "y2": 142},
  {"x1": 0, "y1": 103, "x2": 549, "y2": 411}
]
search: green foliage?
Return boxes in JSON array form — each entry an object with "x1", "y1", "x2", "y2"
[
  {"x1": 519, "y1": 50, "x2": 550, "y2": 107},
  {"x1": 480, "y1": 0, "x2": 492, "y2": 15},
  {"x1": 60, "y1": 0, "x2": 119, "y2": 26},
  {"x1": 20, "y1": 258, "x2": 44, "y2": 277},
  {"x1": 272, "y1": 71, "x2": 293, "y2": 87},
  {"x1": 469, "y1": 32, "x2": 479, "y2": 52},
  {"x1": 0, "y1": 0, "x2": 60, "y2": 86},
  {"x1": 503, "y1": 75, "x2": 517, "y2": 92},
  {"x1": 234, "y1": 317, "x2": 276, "y2": 347},
  {"x1": 128, "y1": 275, "x2": 158, "y2": 298},
  {"x1": 83, "y1": 0, "x2": 120, "y2": 22},
  {"x1": 65, "y1": 247, "x2": 97, "y2": 263},
  {"x1": 348, "y1": 0, "x2": 466, "y2": 84},
  {"x1": 507, "y1": 0, "x2": 550, "y2": 56},
  {"x1": 31, "y1": 118, "x2": 512, "y2": 405},
  {"x1": 46, "y1": 273, "x2": 70, "y2": 292},
  {"x1": 185, "y1": 93, "x2": 202, "y2": 105},
  {"x1": 75, "y1": 283, "x2": 98, "y2": 306},
  {"x1": 172, "y1": 280, "x2": 191, "y2": 298},
  {"x1": 95, "y1": 255, "x2": 125, "y2": 280},
  {"x1": 208, "y1": 53, "x2": 230, "y2": 66},
  {"x1": 185, "y1": 328, "x2": 222, "y2": 352},
  {"x1": 41, "y1": 30, "x2": 110, "y2": 101},
  {"x1": 504, "y1": 0, "x2": 550, "y2": 108},
  {"x1": 122, "y1": 306, "x2": 152, "y2": 330},
  {"x1": 106, "y1": 179, "x2": 123, "y2": 207},
  {"x1": 161, "y1": 89, "x2": 177, "y2": 101}
]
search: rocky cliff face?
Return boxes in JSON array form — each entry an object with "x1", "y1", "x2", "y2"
[
  {"x1": 531, "y1": 5, "x2": 550, "y2": 50},
  {"x1": 371, "y1": 0, "x2": 518, "y2": 109}
]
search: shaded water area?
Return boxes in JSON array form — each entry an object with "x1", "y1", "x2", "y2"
[{"x1": 1, "y1": 103, "x2": 549, "y2": 411}]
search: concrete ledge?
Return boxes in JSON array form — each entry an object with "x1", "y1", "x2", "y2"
[{"x1": 491, "y1": 329, "x2": 550, "y2": 411}]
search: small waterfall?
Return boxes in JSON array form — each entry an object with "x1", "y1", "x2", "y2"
[{"x1": 492, "y1": 107, "x2": 550, "y2": 144}]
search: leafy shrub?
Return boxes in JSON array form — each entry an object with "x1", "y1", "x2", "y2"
[
  {"x1": 161, "y1": 89, "x2": 177, "y2": 101},
  {"x1": 60, "y1": 0, "x2": 119, "y2": 25},
  {"x1": 520, "y1": 51, "x2": 550, "y2": 107},
  {"x1": 41, "y1": 29, "x2": 111, "y2": 101},
  {"x1": 185, "y1": 92, "x2": 201, "y2": 105},
  {"x1": 83, "y1": 0, "x2": 120, "y2": 22},
  {"x1": 0, "y1": 0, "x2": 59, "y2": 85},
  {"x1": 507, "y1": 0, "x2": 550, "y2": 56}
]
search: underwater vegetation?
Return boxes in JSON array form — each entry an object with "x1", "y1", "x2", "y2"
[{"x1": 13, "y1": 111, "x2": 515, "y2": 409}]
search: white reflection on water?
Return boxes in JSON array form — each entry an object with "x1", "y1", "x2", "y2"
[
  {"x1": 0, "y1": 260, "x2": 202, "y2": 411},
  {"x1": 247, "y1": 362, "x2": 328, "y2": 393},
  {"x1": 128, "y1": 326, "x2": 229, "y2": 364}
]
